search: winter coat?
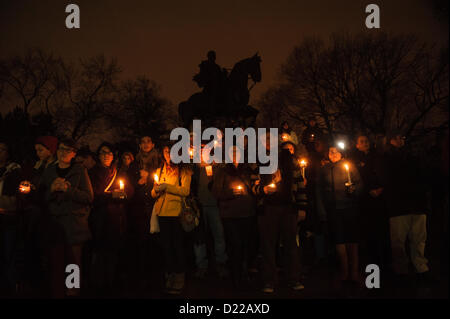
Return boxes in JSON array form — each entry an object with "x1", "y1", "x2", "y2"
[
  {"x1": 89, "y1": 164, "x2": 134, "y2": 246},
  {"x1": 151, "y1": 164, "x2": 192, "y2": 217},
  {"x1": 211, "y1": 163, "x2": 256, "y2": 219},
  {"x1": 316, "y1": 159, "x2": 363, "y2": 216},
  {"x1": 0, "y1": 162, "x2": 21, "y2": 212},
  {"x1": 38, "y1": 163, "x2": 94, "y2": 245},
  {"x1": 384, "y1": 146, "x2": 429, "y2": 217}
]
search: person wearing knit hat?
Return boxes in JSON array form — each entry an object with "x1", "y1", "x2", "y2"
[{"x1": 34, "y1": 136, "x2": 58, "y2": 171}]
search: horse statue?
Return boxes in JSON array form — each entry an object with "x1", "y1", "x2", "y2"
[{"x1": 179, "y1": 52, "x2": 261, "y2": 129}]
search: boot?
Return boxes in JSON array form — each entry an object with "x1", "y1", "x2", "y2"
[
  {"x1": 168, "y1": 272, "x2": 185, "y2": 295},
  {"x1": 164, "y1": 272, "x2": 175, "y2": 293}
]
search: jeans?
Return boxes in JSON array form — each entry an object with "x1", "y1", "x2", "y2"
[{"x1": 193, "y1": 206, "x2": 227, "y2": 269}]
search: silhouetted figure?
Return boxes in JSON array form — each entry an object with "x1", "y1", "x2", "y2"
[
  {"x1": 193, "y1": 50, "x2": 223, "y2": 105},
  {"x1": 180, "y1": 53, "x2": 261, "y2": 128},
  {"x1": 301, "y1": 117, "x2": 323, "y2": 154}
]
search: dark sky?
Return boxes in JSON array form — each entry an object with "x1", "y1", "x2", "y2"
[{"x1": 1, "y1": 0, "x2": 447, "y2": 113}]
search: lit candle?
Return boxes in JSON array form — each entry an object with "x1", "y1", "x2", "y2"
[
  {"x1": 235, "y1": 185, "x2": 244, "y2": 194},
  {"x1": 119, "y1": 180, "x2": 124, "y2": 191},
  {"x1": 344, "y1": 163, "x2": 352, "y2": 184},
  {"x1": 299, "y1": 159, "x2": 307, "y2": 179},
  {"x1": 189, "y1": 148, "x2": 194, "y2": 159},
  {"x1": 153, "y1": 174, "x2": 159, "y2": 184},
  {"x1": 19, "y1": 183, "x2": 31, "y2": 194},
  {"x1": 205, "y1": 165, "x2": 213, "y2": 176},
  {"x1": 269, "y1": 183, "x2": 276, "y2": 188},
  {"x1": 282, "y1": 134, "x2": 288, "y2": 141}
]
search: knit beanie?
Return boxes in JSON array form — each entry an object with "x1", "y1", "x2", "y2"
[{"x1": 35, "y1": 136, "x2": 58, "y2": 155}]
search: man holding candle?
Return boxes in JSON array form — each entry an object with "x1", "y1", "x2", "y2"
[
  {"x1": 127, "y1": 135, "x2": 161, "y2": 292},
  {"x1": 211, "y1": 145, "x2": 256, "y2": 291},
  {"x1": 191, "y1": 150, "x2": 228, "y2": 280},
  {"x1": 316, "y1": 144, "x2": 363, "y2": 290}
]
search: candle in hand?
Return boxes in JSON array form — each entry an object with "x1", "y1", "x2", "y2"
[
  {"x1": 19, "y1": 182, "x2": 31, "y2": 194},
  {"x1": 189, "y1": 148, "x2": 194, "y2": 159},
  {"x1": 119, "y1": 180, "x2": 124, "y2": 191},
  {"x1": 205, "y1": 165, "x2": 213, "y2": 176},
  {"x1": 282, "y1": 134, "x2": 288, "y2": 141},
  {"x1": 344, "y1": 163, "x2": 352, "y2": 184},
  {"x1": 299, "y1": 159, "x2": 307, "y2": 179},
  {"x1": 153, "y1": 174, "x2": 159, "y2": 184},
  {"x1": 269, "y1": 183, "x2": 276, "y2": 188}
]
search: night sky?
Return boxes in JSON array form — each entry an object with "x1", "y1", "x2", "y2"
[{"x1": 1, "y1": 0, "x2": 447, "y2": 114}]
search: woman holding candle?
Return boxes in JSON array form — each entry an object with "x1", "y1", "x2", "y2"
[
  {"x1": 88, "y1": 142, "x2": 133, "y2": 295},
  {"x1": 280, "y1": 121, "x2": 299, "y2": 146},
  {"x1": 316, "y1": 145, "x2": 363, "y2": 290},
  {"x1": 151, "y1": 142, "x2": 192, "y2": 295},
  {"x1": 211, "y1": 145, "x2": 256, "y2": 291}
]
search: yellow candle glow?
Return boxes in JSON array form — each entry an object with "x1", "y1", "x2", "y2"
[
  {"x1": 237, "y1": 185, "x2": 243, "y2": 190},
  {"x1": 189, "y1": 148, "x2": 194, "y2": 159},
  {"x1": 153, "y1": 174, "x2": 159, "y2": 184},
  {"x1": 344, "y1": 163, "x2": 352, "y2": 184},
  {"x1": 205, "y1": 165, "x2": 213, "y2": 176},
  {"x1": 282, "y1": 134, "x2": 288, "y2": 141},
  {"x1": 19, "y1": 185, "x2": 30, "y2": 193},
  {"x1": 269, "y1": 183, "x2": 276, "y2": 188},
  {"x1": 119, "y1": 180, "x2": 124, "y2": 191}
]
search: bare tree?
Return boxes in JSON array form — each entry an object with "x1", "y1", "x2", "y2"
[
  {"x1": 259, "y1": 32, "x2": 449, "y2": 144},
  {"x1": 0, "y1": 48, "x2": 59, "y2": 118},
  {"x1": 52, "y1": 55, "x2": 121, "y2": 141},
  {"x1": 105, "y1": 76, "x2": 172, "y2": 143}
]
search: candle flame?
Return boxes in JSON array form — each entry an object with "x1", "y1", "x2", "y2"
[
  {"x1": 153, "y1": 174, "x2": 159, "y2": 183},
  {"x1": 119, "y1": 180, "x2": 124, "y2": 190},
  {"x1": 344, "y1": 163, "x2": 349, "y2": 171},
  {"x1": 237, "y1": 185, "x2": 243, "y2": 190},
  {"x1": 300, "y1": 159, "x2": 307, "y2": 167},
  {"x1": 282, "y1": 134, "x2": 288, "y2": 140},
  {"x1": 269, "y1": 183, "x2": 276, "y2": 188}
]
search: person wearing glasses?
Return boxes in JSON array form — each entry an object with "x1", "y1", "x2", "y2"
[
  {"x1": 34, "y1": 138, "x2": 93, "y2": 298},
  {"x1": 88, "y1": 142, "x2": 134, "y2": 296}
]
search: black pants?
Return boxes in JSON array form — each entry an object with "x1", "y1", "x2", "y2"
[
  {"x1": 159, "y1": 217, "x2": 186, "y2": 273},
  {"x1": 258, "y1": 205, "x2": 300, "y2": 286},
  {"x1": 221, "y1": 216, "x2": 255, "y2": 285}
]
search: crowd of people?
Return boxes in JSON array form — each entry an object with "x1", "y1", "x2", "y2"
[{"x1": 0, "y1": 118, "x2": 447, "y2": 298}]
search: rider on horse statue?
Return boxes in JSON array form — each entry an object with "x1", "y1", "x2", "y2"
[{"x1": 193, "y1": 50, "x2": 227, "y2": 106}]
